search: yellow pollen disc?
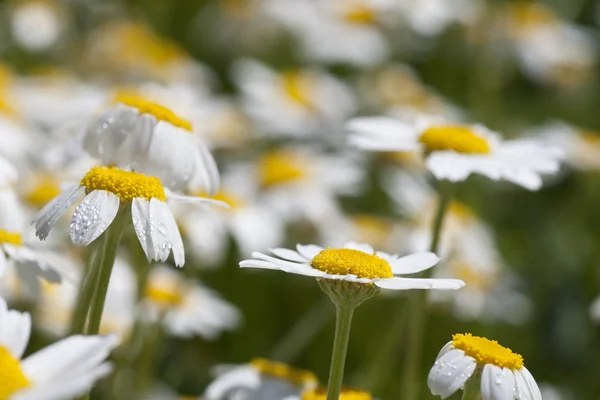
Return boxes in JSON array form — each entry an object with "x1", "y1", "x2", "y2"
[
  {"x1": 343, "y1": 5, "x2": 376, "y2": 25},
  {"x1": 25, "y1": 179, "x2": 61, "y2": 208},
  {"x1": 452, "y1": 333, "x2": 524, "y2": 370},
  {"x1": 250, "y1": 359, "x2": 317, "y2": 386},
  {"x1": 0, "y1": 346, "x2": 31, "y2": 399},
  {"x1": 448, "y1": 201, "x2": 474, "y2": 221},
  {"x1": 311, "y1": 248, "x2": 393, "y2": 280},
  {"x1": 145, "y1": 285, "x2": 184, "y2": 307},
  {"x1": 258, "y1": 151, "x2": 306, "y2": 187},
  {"x1": 419, "y1": 126, "x2": 491, "y2": 154},
  {"x1": 0, "y1": 230, "x2": 23, "y2": 247},
  {"x1": 281, "y1": 71, "x2": 314, "y2": 109},
  {"x1": 303, "y1": 387, "x2": 372, "y2": 400},
  {"x1": 114, "y1": 94, "x2": 192, "y2": 132},
  {"x1": 193, "y1": 190, "x2": 244, "y2": 210},
  {"x1": 80, "y1": 166, "x2": 167, "y2": 202}
]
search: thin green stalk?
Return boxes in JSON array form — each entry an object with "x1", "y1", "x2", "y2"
[
  {"x1": 86, "y1": 209, "x2": 129, "y2": 335},
  {"x1": 462, "y1": 368, "x2": 482, "y2": 400},
  {"x1": 70, "y1": 241, "x2": 101, "y2": 334},
  {"x1": 134, "y1": 319, "x2": 165, "y2": 398},
  {"x1": 326, "y1": 303, "x2": 355, "y2": 400},
  {"x1": 399, "y1": 182, "x2": 455, "y2": 400},
  {"x1": 270, "y1": 295, "x2": 333, "y2": 363}
]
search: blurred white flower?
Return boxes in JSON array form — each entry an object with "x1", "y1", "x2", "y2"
[
  {"x1": 395, "y1": 0, "x2": 481, "y2": 37},
  {"x1": 205, "y1": 359, "x2": 318, "y2": 400},
  {"x1": 349, "y1": 116, "x2": 563, "y2": 190},
  {"x1": 232, "y1": 59, "x2": 356, "y2": 138},
  {"x1": 0, "y1": 296, "x2": 118, "y2": 400},
  {"x1": 240, "y1": 242, "x2": 464, "y2": 291},
  {"x1": 10, "y1": 0, "x2": 66, "y2": 51},
  {"x1": 143, "y1": 265, "x2": 241, "y2": 339},
  {"x1": 428, "y1": 333, "x2": 541, "y2": 400}
]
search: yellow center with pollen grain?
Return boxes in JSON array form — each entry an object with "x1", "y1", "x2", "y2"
[
  {"x1": 25, "y1": 180, "x2": 62, "y2": 208},
  {"x1": 452, "y1": 333, "x2": 524, "y2": 370},
  {"x1": 0, "y1": 230, "x2": 23, "y2": 247},
  {"x1": 0, "y1": 346, "x2": 30, "y2": 399},
  {"x1": 258, "y1": 151, "x2": 306, "y2": 187},
  {"x1": 80, "y1": 167, "x2": 167, "y2": 202},
  {"x1": 281, "y1": 71, "x2": 314, "y2": 109},
  {"x1": 303, "y1": 387, "x2": 372, "y2": 400},
  {"x1": 419, "y1": 126, "x2": 491, "y2": 154},
  {"x1": 114, "y1": 94, "x2": 192, "y2": 132},
  {"x1": 311, "y1": 248, "x2": 393, "y2": 280},
  {"x1": 145, "y1": 285, "x2": 184, "y2": 307},
  {"x1": 250, "y1": 359, "x2": 317, "y2": 386}
]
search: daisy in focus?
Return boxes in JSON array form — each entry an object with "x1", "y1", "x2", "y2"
[
  {"x1": 205, "y1": 358, "x2": 318, "y2": 400},
  {"x1": 32, "y1": 166, "x2": 227, "y2": 266},
  {"x1": 428, "y1": 333, "x2": 541, "y2": 399},
  {"x1": 348, "y1": 116, "x2": 563, "y2": 190},
  {"x1": 240, "y1": 242, "x2": 464, "y2": 291},
  {"x1": 0, "y1": 296, "x2": 117, "y2": 400},
  {"x1": 143, "y1": 265, "x2": 241, "y2": 339},
  {"x1": 232, "y1": 59, "x2": 356, "y2": 138},
  {"x1": 83, "y1": 92, "x2": 219, "y2": 193}
]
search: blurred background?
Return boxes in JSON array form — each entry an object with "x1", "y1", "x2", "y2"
[{"x1": 1, "y1": 0, "x2": 600, "y2": 399}]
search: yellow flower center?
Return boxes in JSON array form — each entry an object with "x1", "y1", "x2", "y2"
[
  {"x1": 448, "y1": 201, "x2": 475, "y2": 221},
  {"x1": 0, "y1": 96, "x2": 18, "y2": 119},
  {"x1": 281, "y1": 71, "x2": 314, "y2": 109},
  {"x1": 303, "y1": 387, "x2": 372, "y2": 400},
  {"x1": 250, "y1": 359, "x2": 317, "y2": 386},
  {"x1": 80, "y1": 166, "x2": 167, "y2": 202},
  {"x1": 0, "y1": 230, "x2": 23, "y2": 247},
  {"x1": 145, "y1": 285, "x2": 184, "y2": 307},
  {"x1": 114, "y1": 94, "x2": 192, "y2": 132},
  {"x1": 0, "y1": 346, "x2": 31, "y2": 399},
  {"x1": 451, "y1": 265, "x2": 492, "y2": 291},
  {"x1": 258, "y1": 151, "x2": 306, "y2": 187},
  {"x1": 343, "y1": 5, "x2": 376, "y2": 25},
  {"x1": 452, "y1": 333, "x2": 524, "y2": 370},
  {"x1": 419, "y1": 126, "x2": 491, "y2": 154},
  {"x1": 311, "y1": 248, "x2": 393, "y2": 280},
  {"x1": 25, "y1": 179, "x2": 62, "y2": 208},
  {"x1": 194, "y1": 190, "x2": 244, "y2": 210}
]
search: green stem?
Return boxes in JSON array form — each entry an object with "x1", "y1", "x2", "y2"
[
  {"x1": 270, "y1": 295, "x2": 334, "y2": 363},
  {"x1": 462, "y1": 368, "x2": 482, "y2": 400},
  {"x1": 134, "y1": 319, "x2": 165, "y2": 398},
  {"x1": 85, "y1": 209, "x2": 128, "y2": 335},
  {"x1": 70, "y1": 241, "x2": 101, "y2": 334},
  {"x1": 326, "y1": 304, "x2": 355, "y2": 400},
  {"x1": 399, "y1": 181, "x2": 455, "y2": 400}
]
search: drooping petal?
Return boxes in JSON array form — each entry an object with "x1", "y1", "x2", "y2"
[
  {"x1": 391, "y1": 252, "x2": 440, "y2": 275},
  {"x1": 70, "y1": 191, "x2": 120, "y2": 246},
  {"x1": 481, "y1": 365, "x2": 515, "y2": 400},
  {"x1": 374, "y1": 277, "x2": 464, "y2": 290},
  {"x1": 520, "y1": 367, "x2": 542, "y2": 400},
  {"x1": 131, "y1": 198, "x2": 153, "y2": 262},
  {"x1": 0, "y1": 297, "x2": 31, "y2": 359},
  {"x1": 427, "y1": 349, "x2": 476, "y2": 398},
  {"x1": 148, "y1": 198, "x2": 176, "y2": 263},
  {"x1": 152, "y1": 199, "x2": 185, "y2": 267},
  {"x1": 33, "y1": 184, "x2": 85, "y2": 241}
]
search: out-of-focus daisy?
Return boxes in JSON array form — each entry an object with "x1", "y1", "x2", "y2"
[
  {"x1": 232, "y1": 59, "x2": 356, "y2": 138},
  {"x1": 287, "y1": 387, "x2": 373, "y2": 400},
  {"x1": 83, "y1": 93, "x2": 220, "y2": 193},
  {"x1": 349, "y1": 116, "x2": 563, "y2": 190},
  {"x1": 205, "y1": 359, "x2": 318, "y2": 400},
  {"x1": 32, "y1": 166, "x2": 227, "y2": 266},
  {"x1": 0, "y1": 296, "x2": 118, "y2": 400},
  {"x1": 264, "y1": 0, "x2": 392, "y2": 66},
  {"x1": 0, "y1": 93, "x2": 35, "y2": 165},
  {"x1": 143, "y1": 265, "x2": 241, "y2": 339},
  {"x1": 9, "y1": 0, "x2": 67, "y2": 52},
  {"x1": 240, "y1": 242, "x2": 463, "y2": 291},
  {"x1": 395, "y1": 0, "x2": 481, "y2": 37},
  {"x1": 428, "y1": 333, "x2": 541, "y2": 399}
]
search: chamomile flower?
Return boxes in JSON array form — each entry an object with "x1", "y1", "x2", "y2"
[
  {"x1": 83, "y1": 93, "x2": 219, "y2": 193},
  {"x1": 429, "y1": 333, "x2": 541, "y2": 400},
  {"x1": 348, "y1": 116, "x2": 563, "y2": 190},
  {"x1": 205, "y1": 359, "x2": 318, "y2": 400},
  {"x1": 240, "y1": 242, "x2": 464, "y2": 291},
  {"x1": 32, "y1": 166, "x2": 227, "y2": 266},
  {"x1": 9, "y1": 0, "x2": 67, "y2": 52},
  {"x1": 395, "y1": 0, "x2": 481, "y2": 37},
  {"x1": 143, "y1": 265, "x2": 241, "y2": 339},
  {"x1": 0, "y1": 296, "x2": 118, "y2": 400},
  {"x1": 232, "y1": 59, "x2": 356, "y2": 138}
]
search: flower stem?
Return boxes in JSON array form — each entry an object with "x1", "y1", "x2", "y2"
[
  {"x1": 462, "y1": 368, "x2": 483, "y2": 400},
  {"x1": 326, "y1": 303, "x2": 355, "y2": 400},
  {"x1": 85, "y1": 209, "x2": 129, "y2": 335},
  {"x1": 69, "y1": 241, "x2": 101, "y2": 334},
  {"x1": 399, "y1": 181, "x2": 455, "y2": 400}
]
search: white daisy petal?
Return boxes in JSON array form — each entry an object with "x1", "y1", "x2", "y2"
[
  {"x1": 481, "y1": 365, "x2": 515, "y2": 400},
  {"x1": 391, "y1": 252, "x2": 440, "y2": 275},
  {"x1": 269, "y1": 248, "x2": 308, "y2": 262},
  {"x1": 33, "y1": 185, "x2": 85, "y2": 241},
  {"x1": 131, "y1": 198, "x2": 153, "y2": 263},
  {"x1": 374, "y1": 277, "x2": 464, "y2": 290},
  {"x1": 239, "y1": 260, "x2": 282, "y2": 271},
  {"x1": 0, "y1": 249, "x2": 6, "y2": 278},
  {"x1": 296, "y1": 244, "x2": 323, "y2": 259},
  {"x1": 153, "y1": 199, "x2": 185, "y2": 267},
  {"x1": 520, "y1": 367, "x2": 542, "y2": 400},
  {"x1": 428, "y1": 349, "x2": 476, "y2": 398},
  {"x1": 148, "y1": 198, "x2": 175, "y2": 263},
  {"x1": 344, "y1": 242, "x2": 374, "y2": 254},
  {"x1": 70, "y1": 191, "x2": 120, "y2": 246},
  {"x1": 166, "y1": 193, "x2": 230, "y2": 209},
  {"x1": 0, "y1": 297, "x2": 31, "y2": 359},
  {"x1": 196, "y1": 140, "x2": 221, "y2": 195}
]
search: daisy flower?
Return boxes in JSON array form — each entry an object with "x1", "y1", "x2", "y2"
[
  {"x1": 348, "y1": 116, "x2": 563, "y2": 190},
  {"x1": 83, "y1": 92, "x2": 219, "y2": 193},
  {"x1": 240, "y1": 242, "x2": 464, "y2": 291},
  {"x1": 143, "y1": 265, "x2": 241, "y2": 339},
  {"x1": 232, "y1": 59, "x2": 356, "y2": 138},
  {"x1": 0, "y1": 296, "x2": 118, "y2": 400},
  {"x1": 205, "y1": 359, "x2": 318, "y2": 400},
  {"x1": 9, "y1": 0, "x2": 66, "y2": 52},
  {"x1": 32, "y1": 166, "x2": 227, "y2": 266},
  {"x1": 428, "y1": 333, "x2": 541, "y2": 399},
  {"x1": 395, "y1": 0, "x2": 481, "y2": 37}
]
